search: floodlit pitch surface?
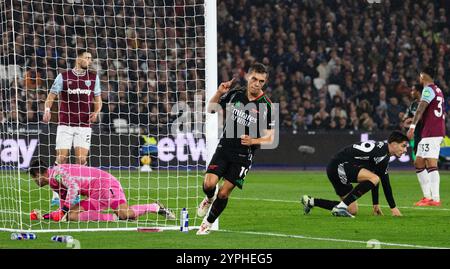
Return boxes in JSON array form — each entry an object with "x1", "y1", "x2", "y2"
[{"x1": 1, "y1": 171, "x2": 449, "y2": 249}]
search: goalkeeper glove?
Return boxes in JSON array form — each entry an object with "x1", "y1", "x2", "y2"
[{"x1": 30, "y1": 207, "x2": 68, "y2": 222}]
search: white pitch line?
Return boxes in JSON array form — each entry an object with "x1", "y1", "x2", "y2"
[
  {"x1": 218, "y1": 229, "x2": 449, "y2": 249},
  {"x1": 233, "y1": 197, "x2": 450, "y2": 211}
]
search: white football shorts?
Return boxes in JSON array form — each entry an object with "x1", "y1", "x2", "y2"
[
  {"x1": 55, "y1": 125, "x2": 92, "y2": 150},
  {"x1": 416, "y1": 137, "x2": 443, "y2": 159}
]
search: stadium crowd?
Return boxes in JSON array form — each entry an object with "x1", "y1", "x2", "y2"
[
  {"x1": 1, "y1": 0, "x2": 205, "y2": 134},
  {"x1": 218, "y1": 0, "x2": 450, "y2": 134},
  {"x1": 0, "y1": 0, "x2": 449, "y2": 135}
]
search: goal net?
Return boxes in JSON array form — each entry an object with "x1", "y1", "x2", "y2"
[{"x1": 0, "y1": 0, "x2": 216, "y2": 232}]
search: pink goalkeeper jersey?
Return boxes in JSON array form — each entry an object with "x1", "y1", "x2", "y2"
[{"x1": 48, "y1": 164, "x2": 120, "y2": 208}]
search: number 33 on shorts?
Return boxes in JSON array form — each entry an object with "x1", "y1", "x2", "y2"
[{"x1": 416, "y1": 137, "x2": 443, "y2": 159}]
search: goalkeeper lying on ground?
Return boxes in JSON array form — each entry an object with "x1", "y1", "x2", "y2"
[{"x1": 28, "y1": 159, "x2": 175, "y2": 222}]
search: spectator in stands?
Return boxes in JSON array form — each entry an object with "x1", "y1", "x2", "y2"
[
  {"x1": 24, "y1": 61, "x2": 44, "y2": 91},
  {"x1": 358, "y1": 113, "x2": 373, "y2": 131},
  {"x1": 348, "y1": 110, "x2": 359, "y2": 131},
  {"x1": 387, "y1": 97, "x2": 403, "y2": 129},
  {"x1": 337, "y1": 117, "x2": 348, "y2": 131},
  {"x1": 5, "y1": 0, "x2": 450, "y2": 134},
  {"x1": 310, "y1": 114, "x2": 325, "y2": 130}
]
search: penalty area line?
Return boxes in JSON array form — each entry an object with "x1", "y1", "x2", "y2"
[{"x1": 218, "y1": 229, "x2": 449, "y2": 249}]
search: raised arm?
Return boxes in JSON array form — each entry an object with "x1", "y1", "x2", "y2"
[{"x1": 207, "y1": 78, "x2": 235, "y2": 113}]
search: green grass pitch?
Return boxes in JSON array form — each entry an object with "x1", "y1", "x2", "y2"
[{"x1": 1, "y1": 170, "x2": 450, "y2": 249}]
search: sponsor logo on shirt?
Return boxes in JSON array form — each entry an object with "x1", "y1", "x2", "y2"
[
  {"x1": 68, "y1": 88, "x2": 92, "y2": 95},
  {"x1": 232, "y1": 108, "x2": 258, "y2": 127}
]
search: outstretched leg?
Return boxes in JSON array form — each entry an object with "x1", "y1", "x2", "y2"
[
  {"x1": 197, "y1": 173, "x2": 220, "y2": 217},
  {"x1": 197, "y1": 179, "x2": 235, "y2": 235},
  {"x1": 128, "y1": 202, "x2": 176, "y2": 220},
  {"x1": 67, "y1": 203, "x2": 117, "y2": 222},
  {"x1": 301, "y1": 196, "x2": 358, "y2": 215}
]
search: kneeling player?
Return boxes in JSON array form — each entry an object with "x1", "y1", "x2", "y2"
[
  {"x1": 301, "y1": 131, "x2": 408, "y2": 218},
  {"x1": 29, "y1": 159, "x2": 175, "y2": 222}
]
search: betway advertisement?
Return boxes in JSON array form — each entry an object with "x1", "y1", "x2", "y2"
[
  {"x1": 1, "y1": 129, "x2": 413, "y2": 169},
  {"x1": 0, "y1": 131, "x2": 207, "y2": 169}
]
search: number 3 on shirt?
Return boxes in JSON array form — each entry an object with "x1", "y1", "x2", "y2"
[{"x1": 435, "y1": 96, "x2": 444, "y2": 118}]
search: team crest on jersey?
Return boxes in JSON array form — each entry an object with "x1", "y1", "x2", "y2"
[
  {"x1": 85, "y1": 80, "x2": 92, "y2": 87},
  {"x1": 374, "y1": 155, "x2": 387, "y2": 164}
]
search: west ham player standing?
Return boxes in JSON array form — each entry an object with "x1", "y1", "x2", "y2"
[
  {"x1": 407, "y1": 67, "x2": 447, "y2": 206},
  {"x1": 301, "y1": 131, "x2": 408, "y2": 218},
  {"x1": 196, "y1": 63, "x2": 276, "y2": 235},
  {"x1": 403, "y1": 84, "x2": 429, "y2": 205},
  {"x1": 43, "y1": 49, "x2": 102, "y2": 205}
]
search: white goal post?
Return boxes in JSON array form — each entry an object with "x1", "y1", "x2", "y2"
[{"x1": 0, "y1": 0, "x2": 217, "y2": 233}]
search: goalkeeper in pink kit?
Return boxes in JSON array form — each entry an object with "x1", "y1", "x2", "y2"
[{"x1": 29, "y1": 159, "x2": 175, "y2": 222}]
